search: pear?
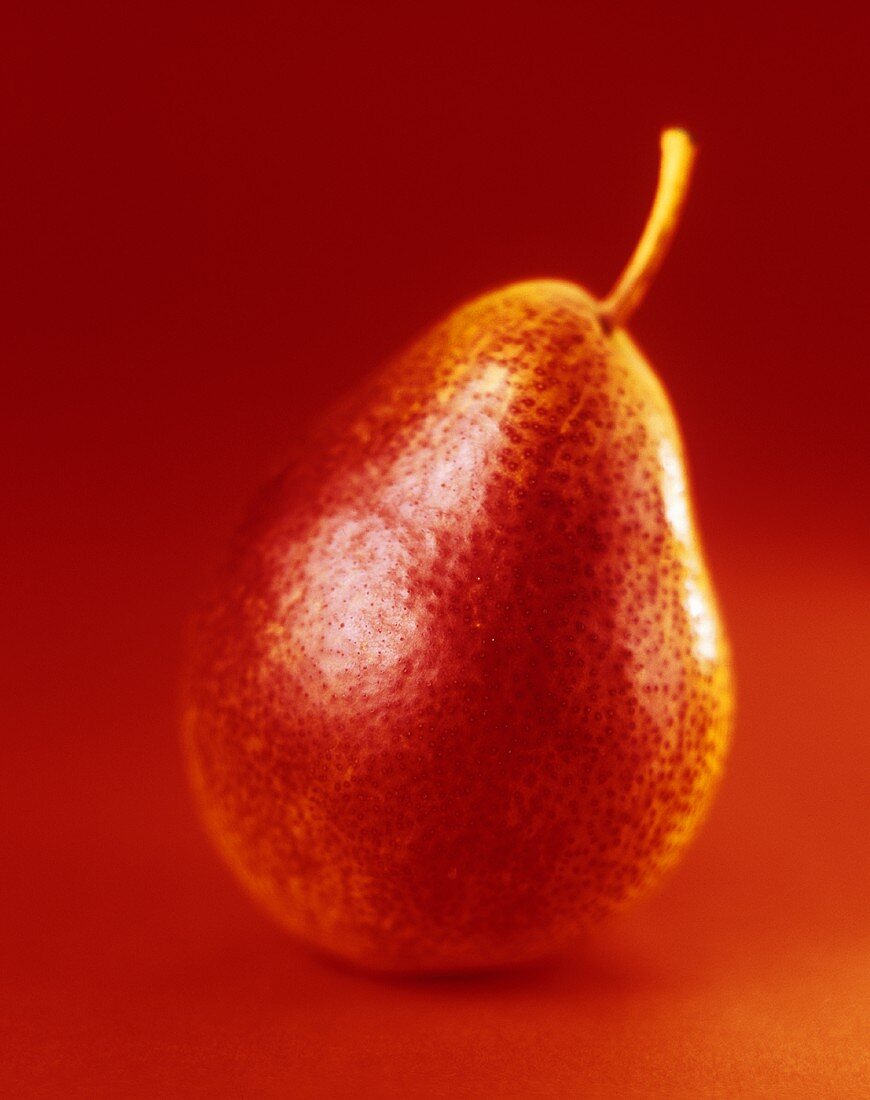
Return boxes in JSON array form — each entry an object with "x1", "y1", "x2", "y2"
[{"x1": 184, "y1": 129, "x2": 734, "y2": 973}]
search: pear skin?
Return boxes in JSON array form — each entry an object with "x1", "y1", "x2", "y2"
[{"x1": 184, "y1": 131, "x2": 734, "y2": 972}]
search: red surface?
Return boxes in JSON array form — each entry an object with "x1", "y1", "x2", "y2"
[{"x1": 3, "y1": 3, "x2": 868, "y2": 1096}]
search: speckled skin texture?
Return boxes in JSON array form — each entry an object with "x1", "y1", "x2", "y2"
[{"x1": 183, "y1": 280, "x2": 734, "y2": 972}]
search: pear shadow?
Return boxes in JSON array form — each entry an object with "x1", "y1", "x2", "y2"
[
  {"x1": 164, "y1": 916, "x2": 672, "y2": 1010},
  {"x1": 318, "y1": 938, "x2": 670, "y2": 1000}
]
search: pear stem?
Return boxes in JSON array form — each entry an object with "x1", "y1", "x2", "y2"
[{"x1": 598, "y1": 128, "x2": 696, "y2": 330}]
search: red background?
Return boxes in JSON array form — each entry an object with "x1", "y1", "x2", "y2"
[{"x1": 3, "y1": 3, "x2": 868, "y2": 1096}]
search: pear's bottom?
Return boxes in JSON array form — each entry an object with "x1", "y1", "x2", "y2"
[
  {"x1": 243, "y1": 889, "x2": 593, "y2": 977},
  {"x1": 183, "y1": 654, "x2": 732, "y2": 976},
  {"x1": 304, "y1": 935, "x2": 572, "y2": 980},
  {"x1": 193, "y1": 799, "x2": 700, "y2": 977}
]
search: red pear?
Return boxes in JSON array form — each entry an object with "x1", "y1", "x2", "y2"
[{"x1": 184, "y1": 129, "x2": 734, "y2": 972}]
